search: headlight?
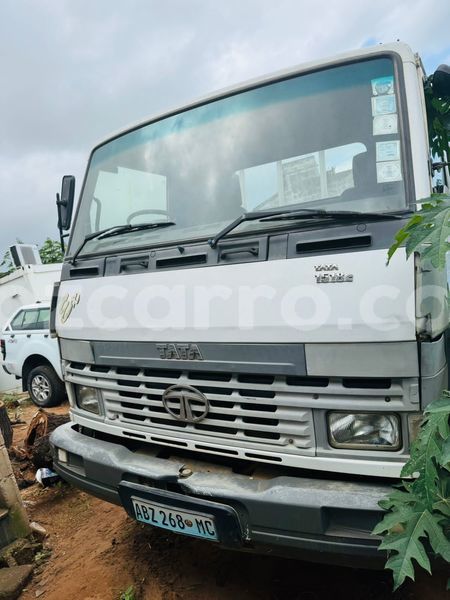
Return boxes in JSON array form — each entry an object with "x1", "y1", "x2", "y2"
[
  {"x1": 75, "y1": 385, "x2": 101, "y2": 414},
  {"x1": 328, "y1": 412, "x2": 401, "y2": 450}
]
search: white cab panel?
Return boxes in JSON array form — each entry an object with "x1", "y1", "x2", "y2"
[{"x1": 57, "y1": 248, "x2": 416, "y2": 344}]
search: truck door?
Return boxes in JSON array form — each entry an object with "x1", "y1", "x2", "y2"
[
  {"x1": 3, "y1": 308, "x2": 50, "y2": 377},
  {"x1": 3, "y1": 309, "x2": 27, "y2": 376}
]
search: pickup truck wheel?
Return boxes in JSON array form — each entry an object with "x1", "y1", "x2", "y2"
[{"x1": 27, "y1": 365, "x2": 65, "y2": 408}]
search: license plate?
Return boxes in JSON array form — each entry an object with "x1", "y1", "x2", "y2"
[{"x1": 132, "y1": 496, "x2": 218, "y2": 541}]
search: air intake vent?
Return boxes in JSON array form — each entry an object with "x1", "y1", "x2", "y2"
[
  {"x1": 156, "y1": 254, "x2": 208, "y2": 269},
  {"x1": 342, "y1": 377, "x2": 391, "y2": 389},
  {"x1": 69, "y1": 266, "x2": 99, "y2": 278},
  {"x1": 296, "y1": 235, "x2": 371, "y2": 254}
]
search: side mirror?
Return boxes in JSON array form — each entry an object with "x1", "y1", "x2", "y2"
[
  {"x1": 57, "y1": 175, "x2": 75, "y2": 231},
  {"x1": 433, "y1": 64, "x2": 450, "y2": 98}
]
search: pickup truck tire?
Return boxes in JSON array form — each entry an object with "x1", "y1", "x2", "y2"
[{"x1": 27, "y1": 365, "x2": 66, "y2": 408}]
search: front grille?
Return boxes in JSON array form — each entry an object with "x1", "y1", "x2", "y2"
[
  {"x1": 65, "y1": 363, "x2": 316, "y2": 458},
  {"x1": 65, "y1": 362, "x2": 409, "y2": 466}
]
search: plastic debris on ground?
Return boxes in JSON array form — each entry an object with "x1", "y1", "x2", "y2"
[{"x1": 35, "y1": 468, "x2": 60, "y2": 487}]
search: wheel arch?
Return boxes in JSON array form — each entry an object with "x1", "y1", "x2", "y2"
[{"x1": 21, "y1": 355, "x2": 53, "y2": 392}]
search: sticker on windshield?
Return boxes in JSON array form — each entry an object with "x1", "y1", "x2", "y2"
[
  {"x1": 376, "y1": 161, "x2": 402, "y2": 183},
  {"x1": 371, "y1": 76, "x2": 394, "y2": 96},
  {"x1": 376, "y1": 140, "x2": 400, "y2": 162},
  {"x1": 371, "y1": 95, "x2": 396, "y2": 116},
  {"x1": 373, "y1": 114, "x2": 398, "y2": 136}
]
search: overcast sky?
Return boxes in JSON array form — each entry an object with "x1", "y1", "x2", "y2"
[{"x1": 0, "y1": 0, "x2": 449, "y2": 264}]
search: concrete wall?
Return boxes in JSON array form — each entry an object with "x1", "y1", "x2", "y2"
[
  {"x1": 0, "y1": 264, "x2": 62, "y2": 393},
  {"x1": 0, "y1": 430, "x2": 30, "y2": 548}
]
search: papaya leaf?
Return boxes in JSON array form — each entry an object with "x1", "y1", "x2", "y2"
[
  {"x1": 441, "y1": 438, "x2": 450, "y2": 469},
  {"x1": 426, "y1": 87, "x2": 450, "y2": 162},
  {"x1": 386, "y1": 223, "x2": 417, "y2": 264},
  {"x1": 386, "y1": 196, "x2": 450, "y2": 268},
  {"x1": 373, "y1": 496, "x2": 420, "y2": 535},
  {"x1": 425, "y1": 393, "x2": 450, "y2": 414},
  {"x1": 375, "y1": 394, "x2": 450, "y2": 588},
  {"x1": 378, "y1": 487, "x2": 417, "y2": 511},
  {"x1": 437, "y1": 414, "x2": 450, "y2": 443},
  {"x1": 401, "y1": 409, "x2": 449, "y2": 507},
  {"x1": 433, "y1": 478, "x2": 450, "y2": 517},
  {"x1": 379, "y1": 507, "x2": 450, "y2": 590},
  {"x1": 405, "y1": 206, "x2": 450, "y2": 267}
]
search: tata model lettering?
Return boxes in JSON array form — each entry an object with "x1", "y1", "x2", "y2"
[{"x1": 50, "y1": 43, "x2": 450, "y2": 565}]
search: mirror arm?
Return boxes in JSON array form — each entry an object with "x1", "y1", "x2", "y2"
[
  {"x1": 56, "y1": 192, "x2": 66, "y2": 255},
  {"x1": 56, "y1": 192, "x2": 67, "y2": 208}
]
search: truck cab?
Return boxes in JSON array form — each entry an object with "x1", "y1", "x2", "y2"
[
  {"x1": 1, "y1": 303, "x2": 66, "y2": 407},
  {"x1": 50, "y1": 42, "x2": 449, "y2": 566}
]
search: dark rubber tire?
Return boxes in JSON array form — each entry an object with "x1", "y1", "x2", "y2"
[{"x1": 27, "y1": 365, "x2": 66, "y2": 408}]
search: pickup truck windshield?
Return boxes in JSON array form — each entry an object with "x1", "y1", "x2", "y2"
[{"x1": 69, "y1": 56, "x2": 407, "y2": 257}]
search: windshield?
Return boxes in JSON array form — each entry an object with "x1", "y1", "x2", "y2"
[{"x1": 69, "y1": 56, "x2": 408, "y2": 257}]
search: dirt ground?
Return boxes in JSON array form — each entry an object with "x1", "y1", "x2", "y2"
[{"x1": 6, "y1": 402, "x2": 449, "y2": 600}]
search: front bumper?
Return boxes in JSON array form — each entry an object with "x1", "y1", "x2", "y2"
[{"x1": 51, "y1": 423, "x2": 392, "y2": 567}]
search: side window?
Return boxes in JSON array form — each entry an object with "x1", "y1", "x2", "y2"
[
  {"x1": 21, "y1": 310, "x2": 39, "y2": 331},
  {"x1": 10, "y1": 311, "x2": 25, "y2": 331},
  {"x1": 9, "y1": 308, "x2": 49, "y2": 332},
  {"x1": 36, "y1": 308, "x2": 50, "y2": 330}
]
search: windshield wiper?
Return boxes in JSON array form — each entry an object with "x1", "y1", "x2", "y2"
[
  {"x1": 260, "y1": 209, "x2": 406, "y2": 222},
  {"x1": 70, "y1": 221, "x2": 176, "y2": 265},
  {"x1": 208, "y1": 208, "x2": 405, "y2": 248}
]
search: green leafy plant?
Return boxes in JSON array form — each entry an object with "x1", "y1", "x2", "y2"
[
  {"x1": 39, "y1": 238, "x2": 63, "y2": 264},
  {"x1": 119, "y1": 586, "x2": 136, "y2": 600},
  {"x1": 376, "y1": 198, "x2": 450, "y2": 589},
  {"x1": 373, "y1": 395, "x2": 450, "y2": 588},
  {"x1": 0, "y1": 392, "x2": 24, "y2": 409},
  {"x1": 387, "y1": 196, "x2": 450, "y2": 268},
  {"x1": 425, "y1": 82, "x2": 450, "y2": 169}
]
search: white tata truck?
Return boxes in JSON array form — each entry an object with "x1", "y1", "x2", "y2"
[{"x1": 50, "y1": 43, "x2": 449, "y2": 566}]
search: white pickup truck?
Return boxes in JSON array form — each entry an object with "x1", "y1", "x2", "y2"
[{"x1": 1, "y1": 303, "x2": 65, "y2": 407}]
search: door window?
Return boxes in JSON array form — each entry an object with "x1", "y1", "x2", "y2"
[
  {"x1": 35, "y1": 308, "x2": 50, "y2": 330},
  {"x1": 10, "y1": 308, "x2": 49, "y2": 331},
  {"x1": 21, "y1": 310, "x2": 39, "y2": 330},
  {"x1": 10, "y1": 311, "x2": 25, "y2": 331}
]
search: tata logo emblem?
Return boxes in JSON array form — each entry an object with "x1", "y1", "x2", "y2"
[
  {"x1": 314, "y1": 264, "x2": 339, "y2": 271},
  {"x1": 314, "y1": 264, "x2": 353, "y2": 284},
  {"x1": 156, "y1": 343, "x2": 203, "y2": 360},
  {"x1": 162, "y1": 385, "x2": 209, "y2": 423},
  {"x1": 59, "y1": 292, "x2": 81, "y2": 323}
]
